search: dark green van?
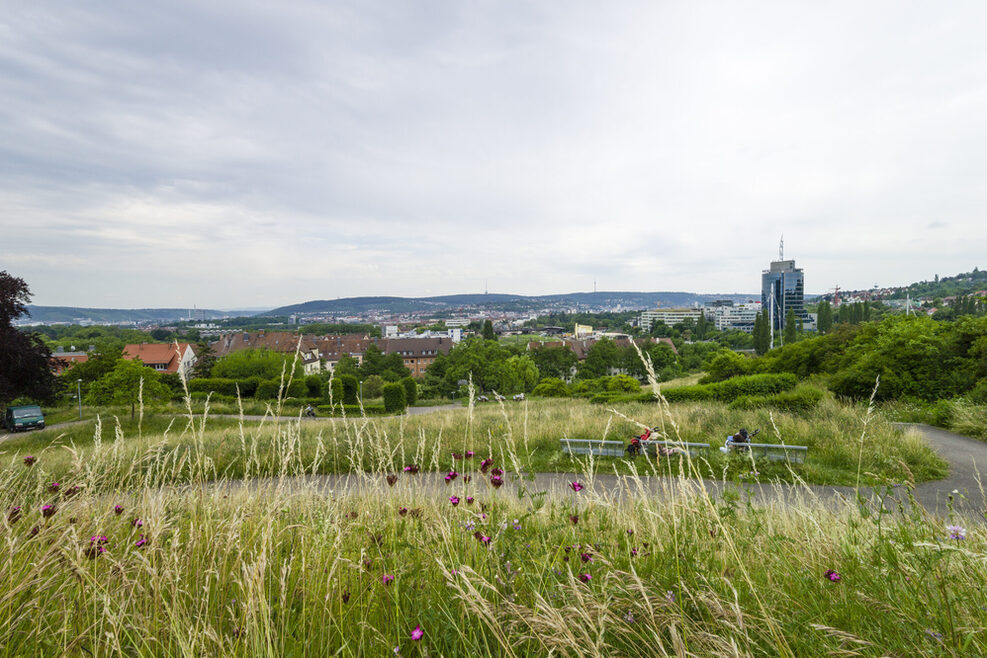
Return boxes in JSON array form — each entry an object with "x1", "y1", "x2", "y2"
[{"x1": 3, "y1": 405, "x2": 45, "y2": 432}]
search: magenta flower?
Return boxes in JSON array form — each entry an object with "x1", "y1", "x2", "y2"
[
  {"x1": 449, "y1": 496, "x2": 460, "y2": 506},
  {"x1": 627, "y1": 529, "x2": 634, "y2": 536},
  {"x1": 48, "y1": 482, "x2": 60, "y2": 493},
  {"x1": 447, "y1": 471, "x2": 459, "y2": 481},
  {"x1": 382, "y1": 574, "x2": 395, "y2": 586},
  {"x1": 480, "y1": 458, "x2": 493, "y2": 473},
  {"x1": 403, "y1": 464, "x2": 420, "y2": 474},
  {"x1": 132, "y1": 518, "x2": 143, "y2": 528},
  {"x1": 579, "y1": 573, "x2": 591, "y2": 583},
  {"x1": 824, "y1": 569, "x2": 841, "y2": 582},
  {"x1": 411, "y1": 625, "x2": 424, "y2": 641},
  {"x1": 490, "y1": 475, "x2": 503, "y2": 488},
  {"x1": 630, "y1": 548, "x2": 638, "y2": 557},
  {"x1": 580, "y1": 552, "x2": 593, "y2": 563},
  {"x1": 386, "y1": 474, "x2": 398, "y2": 487},
  {"x1": 452, "y1": 452, "x2": 463, "y2": 460},
  {"x1": 64, "y1": 485, "x2": 80, "y2": 498},
  {"x1": 29, "y1": 525, "x2": 39, "y2": 537},
  {"x1": 466, "y1": 496, "x2": 474, "y2": 505},
  {"x1": 465, "y1": 451, "x2": 475, "y2": 459},
  {"x1": 134, "y1": 535, "x2": 148, "y2": 548},
  {"x1": 570, "y1": 481, "x2": 584, "y2": 493},
  {"x1": 491, "y1": 467, "x2": 503, "y2": 477},
  {"x1": 569, "y1": 515, "x2": 579, "y2": 525},
  {"x1": 399, "y1": 507, "x2": 409, "y2": 516},
  {"x1": 41, "y1": 504, "x2": 56, "y2": 518},
  {"x1": 114, "y1": 505, "x2": 124, "y2": 515},
  {"x1": 462, "y1": 474, "x2": 472, "y2": 483},
  {"x1": 480, "y1": 535, "x2": 491, "y2": 544},
  {"x1": 86, "y1": 535, "x2": 109, "y2": 559},
  {"x1": 23, "y1": 455, "x2": 36, "y2": 467},
  {"x1": 8, "y1": 506, "x2": 22, "y2": 524}
]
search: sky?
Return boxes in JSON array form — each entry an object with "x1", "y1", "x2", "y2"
[{"x1": 2, "y1": 1, "x2": 986, "y2": 309}]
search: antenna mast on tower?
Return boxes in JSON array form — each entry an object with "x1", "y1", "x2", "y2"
[{"x1": 779, "y1": 234, "x2": 784, "y2": 261}]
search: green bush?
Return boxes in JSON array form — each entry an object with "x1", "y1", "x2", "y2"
[
  {"x1": 531, "y1": 378, "x2": 570, "y2": 397},
  {"x1": 381, "y1": 383, "x2": 406, "y2": 413},
  {"x1": 304, "y1": 374, "x2": 325, "y2": 398},
  {"x1": 362, "y1": 375, "x2": 385, "y2": 399},
  {"x1": 659, "y1": 373, "x2": 797, "y2": 404},
  {"x1": 339, "y1": 374, "x2": 359, "y2": 405},
  {"x1": 188, "y1": 378, "x2": 241, "y2": 397},
  {"x1": 254, "y1": 378, "x2": 306, "y2": 400},
  {"x1": 606, "y1": 374, "x2": 641, "y2": 393},
  {"x1": 328, "y1": 378, "x2": 343, "y2": 405},
  {"x1": 727, "y1": 386, "x2": 824, "y2": 414},
  {"x1": 400, "y1": 377, "x2": 418, "y2": 405},
  {"x1": 699, "y1": 350, "x2": 754, "y2": 383}
]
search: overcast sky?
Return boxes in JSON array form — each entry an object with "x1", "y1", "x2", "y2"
[{"x1": 1, "y1": 1, "x2": 985, "y2": 309}]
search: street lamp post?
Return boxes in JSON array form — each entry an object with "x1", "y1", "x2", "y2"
[
  {"x1": 358, "y1": 381, "x2": 363, "y2": 403},
  {"x1": 76, "y1": 379, "x2": 82, "y2": 420}
]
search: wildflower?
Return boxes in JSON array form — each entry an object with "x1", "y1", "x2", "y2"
[
  {"x1": 473, "y1": 530, "x2": 483, "y2": 540},
  {"x1": 462, "y1": 474, "x2": 472, "y2": 483},
  {"x1": 665, "y1": 590, "x2": 675, "y2": 603},
  {"x1": 86, "y1": 535, "x2": 109, "y2": 559},
  {"x1": 48, "y1": 482, "x2": 60, "y2": 493},
  {"x1": 569, "y1": 481, "x2": 584, "y2": 493},
  {"x1": 490, "y1": 475, "x2": 503, "y2": 488},
  {"x1": 466, "y1": 496, "x2": 474, "y2": 505},
  {"x1": 8, "y1": 506, "x2": 21, "y2": 524},
  {"x1": 569, "y1": 514, "x2": 579, "y2": 525},
  {"x1": 23, "y1": 455, "x2": 36, "y2": 467},
  {"x1": 41, "y1": 504, "x2": 56, "y2": 518},
  {"x1": 29, "y1": 525, "x2": 39, "y2": 537},
  {"x1": 513, "y1": 519, "x2": 521, "y2": 530},
  {"x1": 465, "y1": 451, "x2": 475, "y2": 459},
  {"x1": 625, "y1": 611, "x2": 635, "y2": 623},
  {"x1": 491, "y1": 467, "x2": 503, "y2": 477},
  {"x1": 445, "y1": 471, "x2": 459, "y2": 484},
  {"x1": 135, "y1": 534, "x2": 148, "y2": 548},
  {"x1": 580, "y1": 552, "x2": 592, "y2": 563},
  {"x1": 341, "y1": 590, "x2": 351, "y2": 603},
  {"x1": 450, "y1": 496, "x2": 460, "y2": 506},
  {"x1": 382, "y1": 574, "x2": 395, "y2": 585},
  {"x1": 452, "y1": 452, "x2": 463, "y2": 460},
  {"x1": 132, "y1": 518, "x2": 143, "y2": 528},
  {"x1": 399, "y1": 507, "x2": 408, "y2": 516},
  {"x1": 64, "y1": 485, "x2": 80, "y2": 498},
  {"x1": 480, "y1": 458, "x2": 493, "y2": 473},
  {"x1": 411, "y1": 625, "x2": 424, "y2": 641},
  {"x1": 386, "y1": 474, "x2": 398, "y2": 487},
  {"x1": 579, "y1": 573, "x2": 591, "y2": 583},
  {"x1": 114, "y1": 505, "x2": 124, "y2": 515},
  {"x1": 464, "y1": 521, "x2": 475, "y2": 531},
  {"x1": 627, "y1": 529, "x2": 634, "y2": 536},
  {"x1": 926, "y1": 629, "x2": 944, "y2": 642},
  {"x1": 630, "y1": 548, "x2": 638, "y2": 557},
  {"x1": 947, "y1": 524, "x2": 966, "y2": 540},
  {"x1": 824, "y1": 569, "x2": 841, "y2": 582},
  {"x1": 480, "y1": 535, "x2": 491, "y2": 544},
  {"x1": 403, "y1": 464, "x2": 420, "y2": 474}
]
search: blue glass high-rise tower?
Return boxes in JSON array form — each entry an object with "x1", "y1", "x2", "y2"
[{"x1": 761, "y1": 258, "x2": 809, "y2": 333}]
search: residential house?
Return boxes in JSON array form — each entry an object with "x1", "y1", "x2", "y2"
[
  {"x1": 122, "y1": 343, "x2": 197, "y2": 377},
  {"x1": 377, "y1": 337, "x2": 455, "y2": 377}
]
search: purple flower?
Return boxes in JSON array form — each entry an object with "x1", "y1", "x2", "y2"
[
  {"x1": 627, "y1": 529, "x2": 634, "y2": 536},
  {"x1": 466, "y1": 496, "x2": 474, "y2": 505},
  {"x1": 41, "y1": 504, "x2": 56, "y2": 518},
  {"x1": 449, "y1": 496, "x2": 460, "y2": 506},
  {"x1": 64, "y1": 485, "x2": 80, "y2": 498},
  {"x1": 48, "y1": 482, "x2": 60, "y2": 493},
  {"x1": 462, "y1": 474, "x2": 471, "y2": 483},
  {"x1": 665, "y1": 590, "x2": 675, "y2": 603},
  {"x1": 947, "y1": 524, "x2": 966, "y2": 540},
  {"x1": 411, "y1": 625, "x2": 424, "y2": 641},
  {"x1": 23, "y1": 455, "x2": 36, "y2": 467},
  {"x1": 8, "y1": 506, "x2": 22, "y2": 524},
  {"x1": 580, "y1": 552, "x2": 592, "y2": 563},
  {"x1": 512, "y1": 519, "x2": 521, "y2": 530},
  {"x1": 579, "y1": 573, "x2": 591, "y2": 583},
  {"x1": 386, "y1": 474, "x2": 398, "y2": 487},
  {"x1": 403, "y1": 464, "x2": 420, "y2": 474},
  {"x1": 382, "y1": 574, "x2": 395, "y2": 586},
  {"x1": 490, "y1": 475, "x2": 503, "y2": 488},
  {"x1": 132, "y1": 518, "x2": 143, "y2": 528},
  {"x1": 569, "y1": 514, "x2": 579, "y2": 525},
  {"x1": 570, "y1": 481, "x2": 584, "y2": 493},
  {"x1": 465, "y1": 451, "x2": 475, "y2": 459},
  {"x1": 480, "y1": 458, "x2": 494, "y2": 473},
  {"x1": 86, "y1": 535, "x2": 109, "y2": 559},
  {"x1": 447, "y1": 470, "x2": 459, "y2": 481},
  {"x1": 630, "y1": 548, "x2": 638, "y2": 557},
  {"x1": 114, "y1": 505, "x2": 124, "y2": 515},
  {"x1": 491, "y1": 467, "x2": 503, "y2": 477},
  {"x1": 341, "y1": 590, "x2": 351, "y2": 603},
  {"x1": 480, "y1": 535, "x2": 491, "y2": 544},
  {"x1": 29, "y1": 525, "x2": 39, "y2": 537},
  {"x1": 452, "y1": 452, "x2": 463, "y2": 460},
  {"x1": 399, "y1": 507, "x2": 409, "y2": 516},
  {"x1": 824, "y1": 569, "x2": 841, "y2": 582},
  {"x1": 134, "y1": 535, "x2": 148, "y2": 548}
]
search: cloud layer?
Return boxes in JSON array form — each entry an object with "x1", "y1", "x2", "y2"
[{"x1": 2, "y1": 1, "x2": 986, "y2": 308}]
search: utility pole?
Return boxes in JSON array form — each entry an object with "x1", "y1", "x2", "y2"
[
  {"x1": 77, "y1": 379, "x2": 82, "y2": 420},
  {"x1": 769, "y1": 282, "x2": 775, "y2": 350}
]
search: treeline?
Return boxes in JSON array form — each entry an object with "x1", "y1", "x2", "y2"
[{"x1": 701, "y1": 315, "x2": 987, "y2": 403}]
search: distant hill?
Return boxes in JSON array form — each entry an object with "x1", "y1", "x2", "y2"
[
  {"x1": 888, "y1": 268, "x2": 987, "y2": 300},
  {"x1": 21, "y1": 306, "x2": 231, "y2": 324},
  {"x1": 266, "y1": 291, "x2": 758, "y2": 317}
]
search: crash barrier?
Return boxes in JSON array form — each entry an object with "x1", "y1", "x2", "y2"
[
  {"x1": 640, "y1": 440, "x2": 711, "y2": 457},
  {"x1": 559, "y1": 439, "x2": 627, "y2": 457}
]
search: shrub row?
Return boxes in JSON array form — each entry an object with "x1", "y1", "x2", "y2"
[
  {"x1": 651, "y1": 373, "x2": 798, "y2": 403},
  {"x1": 727, "y1": 386, "x2": 824, "y2": 413},
  {"x1": 188, "y1": 377, "x2": 308, "y2": 400}
]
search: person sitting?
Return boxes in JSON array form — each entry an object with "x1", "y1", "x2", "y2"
[
  {"x1": 731, "y1": 428, "x2": 750, "y2": 444},
  {"x1": 304, "y1": 404, "x2": 315, "y2": 417}
]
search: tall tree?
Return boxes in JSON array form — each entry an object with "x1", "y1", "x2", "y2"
[
  {"x1": 85, "y1": 358, "x2": 171, "y2": 419},
  {"x1": 753, "y1": 310, "x2": 770, "y2": 355},
  {"x1": 0, "y1": 272, "x2": 56, "y2": 404},
  {"x1": 816, "y1": 301, "x2": 833, "y2": 334},
  {"x1": 481, "y1": 320, "x2": 496, "y2": 341},
  {"x1": 192, "y1": 341, "x2": 217, "y2": 379},
  {"x1": 783, "y1": 309, "x2": 797, "y2": 345}
]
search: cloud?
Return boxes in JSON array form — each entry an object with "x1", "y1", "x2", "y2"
[{"x1": 1, "y1": 1, "x2": 986, "y2": 307}]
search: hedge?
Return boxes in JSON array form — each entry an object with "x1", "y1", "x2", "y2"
[
  {"x1": 188, "y1": 377, "x2": 264, "y2": 397},
  {"x1": 531, "y1": 378, "x2": 570, "y2": 398},
  {"x1": 657, "y1": 373, "x2": 798, "y2": 404},
  {"x1": 339, "y1": 375, "x2": 359, "y2": 405},
  {"x1": 400, "y1": 377, "x2": 418, "y2": 405},
  {"x1": 254, "y1": 378, "x2": 306, "y2": 400},
  {"x1": 382, "y1": 383, "x2": 407, "y2": 413},
  {"x1": 727, "y1": 386, "x2": 824, "y2": 413}
]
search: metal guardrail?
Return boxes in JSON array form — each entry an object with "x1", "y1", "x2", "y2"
[
  {"x1": 721, "y1": 441, "x2": 808, "y2": 463},
  {"x1": 559, "y1": 439, "x2": 627, "y2": 457},
  {"x1": 641, "y1": 440, "x2": 711, "y2": 456}
]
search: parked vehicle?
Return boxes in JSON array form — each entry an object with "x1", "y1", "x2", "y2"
[{"x1": 3, "y1": 405, "x2": 46, "y2": 432}]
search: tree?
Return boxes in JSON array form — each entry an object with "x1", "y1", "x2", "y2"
[
  {"x1": 577, "y1": 338, "x2": 621, "y2": 379},
  {"x1": 500, "y1": 355, "x2": 539, "y2": 394},
  {"x1": 362, "y1": 374, "x2": 385, "y2": 398},
  {"x1": 696, "y1": 312, "x2": 709, "y2": 340},
  {"x1": 192, "y1": 341, "x2": 217, "y2": 379},
  {"x1": 0, "y1": 271, "x2": 56, "y2": 404},
  {"x1": 212, "y1": 349, "x2": 301, "y2": 380},
  {"x1": 753, "y1": 311, "x2": 770, "y2": 355},
  {"x1": 400, "y1": 376, "x2": 418, "y2": 405},
  {"x1": 85, "y1": 359, "x2": 171, "y2": 419},
  {"x1": 816, "y1": 301, "x2": 833, "y2": 334},
  {"x1": 783, "y1": 309, "x2": 797, "y2": 345},
  {"x1": 530, "y1": 345, "x2": 577, "y2": 380},
  {"x1": 150, "y1": 328, "x2": 172, "y2": 341},
  {"x1": 482, "y1": 320, "x2": 495, "y2": 341},
  {"x1": 381, "y1": 382, "x2": 407, "y2": 413}
]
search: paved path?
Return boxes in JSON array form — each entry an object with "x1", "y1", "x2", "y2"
[{"x1": 222, "y1": 423, "x2": 986, "y2": 516}]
